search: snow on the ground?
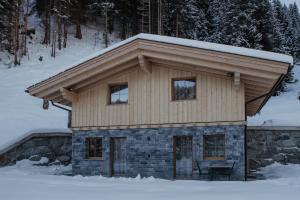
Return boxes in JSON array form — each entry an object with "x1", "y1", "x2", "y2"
[
  {"x1": 0, "y1": 26, "x2": 118, "y2": 148},
  {"x1": 0, "y1": 160, "x2": 300, "y2": 200},
  {"x1": 248, "y1": 64, "x2": 300, "y2": 126},
  {"x1": 260, "y1": 162, "x2": 300, "y2": 180}
]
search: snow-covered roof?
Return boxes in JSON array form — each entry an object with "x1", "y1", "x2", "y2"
[
  {"x1": 29, "y1": 33, "x2": 294, "y2": 89},
  {"x1": 134, "y1": 34, "x2": 294, "y2": 65},
  {"x1": 78, "y1": 33, "x2": 293, "y2": 67},
  {"x1": 46, "y1": 34, "x2": 293, "y2": 78}
]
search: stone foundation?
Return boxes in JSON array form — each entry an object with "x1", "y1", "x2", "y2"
[{"x1": 72, "y1": 125, "x2": 245, "y2": 180}]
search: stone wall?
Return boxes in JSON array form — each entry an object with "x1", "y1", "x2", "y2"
[
  {"x1": 0, "y1": 131, "x2": 72, "y2": 166},
  {"x1": 3, "y1": 126, "x2": 299, "y2": 178},
  {"x1": 73, "y1": 125, "x2": 245, "y2": 180},
  {"x1": 247, "y1": 126, "x2": 300, "y2": 169}
]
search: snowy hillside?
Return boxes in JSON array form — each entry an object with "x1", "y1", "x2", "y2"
[
  {"x1": 0, "y1": 27, "x2": 118, "y2": 149},
  {"x1": 248, "y1": 64, "x2": 300, "y2": 126}
]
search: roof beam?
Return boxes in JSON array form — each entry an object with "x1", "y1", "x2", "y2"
[
  {"x1": 233, "y1": 72, "x2": 240, "y2": 90},
  {"x1": 142, "y1": 50, "x2": 280, "y2": 80},
  {"x1": 60, "y1": 88, "x2": 78, "y2": 102},
  {"x1": 138, "y1": 55, "x2": 151, "y2": 74}
]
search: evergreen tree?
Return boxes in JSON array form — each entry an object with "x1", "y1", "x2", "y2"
[
  {"x1": 206, "y1": 0, "x2": 227, "y2": 43},
  {"x1": 253, "y1": 0, "x2": 274, "y2": 51},
  {"x1": 289, "y1": 3, "x2": 300, "y2": 59},
  {"x1": 272, "y1": 0, "x2": 286, "y2": 53},
  {"x1": 221, "y1": 0, "x2": 262, "y2": 49},
  {"x1": 183, "y1": 0, "x2": 209, "y2": 40}
]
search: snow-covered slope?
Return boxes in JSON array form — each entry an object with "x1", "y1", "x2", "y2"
[
  {"x1": 248, "y1": 64, "x2": 300, "y2": 126},
  {"x1": 0, "y1": 27, "x2": 118, "y2": 148}
]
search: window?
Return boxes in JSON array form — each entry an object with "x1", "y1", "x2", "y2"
[
  {"x1": 172, "y1": 78, "x2": 196, "y2": 101},
  {"x1": 86, "y1": 138, "x2": 102, "y2": 159},
  {"x1": 203, "y1": 134, "x2": 225, "y2": 160},
  {"x1": 109, "y1": 83, "x2": 128, "y2": 104}
]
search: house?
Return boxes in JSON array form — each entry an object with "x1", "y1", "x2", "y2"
[{"x1": 26, "y1": 34, "x2": 293, "y2": 180}]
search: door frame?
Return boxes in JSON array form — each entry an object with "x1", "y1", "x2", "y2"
[
  {"x1": 109, "y1": 137, "x2": 126, "y2": 177},
  {"x1": 173, "y1": 136, "x2": 193, "y2": 179}
]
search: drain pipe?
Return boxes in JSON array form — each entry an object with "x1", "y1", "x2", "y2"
[
  {"x1": 51, "y1": 101, "x2": 72, "y2": 127},
  {"x1": 51, "y1": 101, "x2": 71, "y2": 112}
]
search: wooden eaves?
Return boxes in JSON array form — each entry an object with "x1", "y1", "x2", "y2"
[{"x1": 26, "y1": 34, "x2": 292, "y2": 116}]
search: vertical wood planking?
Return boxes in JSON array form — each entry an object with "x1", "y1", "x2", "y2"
[{"x1": 72, "y1": 65, "x2": 246, "y2": 127}]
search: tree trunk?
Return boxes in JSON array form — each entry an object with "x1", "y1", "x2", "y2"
[
  {"x1": 22, "y1": 0, "x2": 29, "y2": 56},
  {"x1": 57, "y1": 17, "x2": 62, "y2": 50},
  {"x1": 51, "y1": 30, "x2": 56, "y2": 57},
  {"x1": 75, "y1": 22, "x2": 82, "y2": 39},
  {"x1": 63, "y1": 19, "x2": 68, "y2": 48},
  {"x1": 43, "y1": 2, "x2": 51, "y2": 45},
  {"x1": 176, "y1": 10, "x2": 179, "y2": 37},
  {"x1": 14, "y1": 0, "x2": 20, "y2": 66},
  {"x1": 157, "y1": 0, "x2": 161, "y2": 35},
  {"x1": 103, "y1": 4, "x2": 108, "y2": 47},
  {"x1": 75, "y1": 0, "x2": 82, "y2": 39}
]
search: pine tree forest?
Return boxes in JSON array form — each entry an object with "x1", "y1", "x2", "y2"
[{"x1": 0, "y1": 0, "x2": 299, "y2": 84}]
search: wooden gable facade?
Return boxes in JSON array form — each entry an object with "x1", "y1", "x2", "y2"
[
  {"x1": 72, "y1": 65, "x2": 245, "y2": 128},
  {"x1": 27, "y1": 34, "x2": 291, "y2": 129}
]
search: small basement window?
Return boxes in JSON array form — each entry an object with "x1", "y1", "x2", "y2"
[
  {"x1": 172, "y1": 78, "x2": 196, "y2": 101},
  {"x1": 86, "y1": 137, "x2": 102, "y2": 159},
  {"x1": 203, "y1": 134, "x2": 225, "y2": 160},
  {"x1": 109, "y1": 83, "x2": 128, "y2": 104}
]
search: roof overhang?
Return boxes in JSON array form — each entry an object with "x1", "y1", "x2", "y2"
[{"x1": 26, "y1": 34, "x2": 292, "y2": 116}]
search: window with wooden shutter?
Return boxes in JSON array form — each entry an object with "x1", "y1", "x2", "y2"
[{"x1": 86, "y1": 137, "x2": 102, "y2": 159}]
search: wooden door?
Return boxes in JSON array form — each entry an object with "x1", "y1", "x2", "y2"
[
  {"x1": 110, "y1": 137, "x2": 126, "y2": 176},
  {"x1": 173, "y1": 136, "x2": 193, "y2": 178}
]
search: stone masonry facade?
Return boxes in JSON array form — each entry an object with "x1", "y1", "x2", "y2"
[{"x1": 72, "y1": 125, "x2": 245, "y2": 180}]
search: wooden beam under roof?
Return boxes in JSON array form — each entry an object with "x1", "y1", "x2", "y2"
[
  {"x1": 138, "y1": 54, "x2": 151, "y2": 74},
  {"x1": 142, "y1": 50, "x2": 280, "y2": 80},
  {"x1": 60, "y1": 88, "x2": 78, "y2": 102},
  {"x1": 233, "y1": 72, "x2": 240, "y2": 90}
]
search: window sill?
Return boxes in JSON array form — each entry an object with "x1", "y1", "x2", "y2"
[
  {"x1": 171, "y1": 98, "x2": 198, "y2": 102},
  {"x1": 203, "y1": 157, "x2": 225, "y2": 161},
  {"x1": 85, "y1": 157, "x2": 103, "y2": 161},
  {"x1": 106, "y1": 103, "x2": 129, "y2": 106}
]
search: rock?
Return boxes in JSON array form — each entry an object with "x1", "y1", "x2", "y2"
[
  {"x1": 260, "y1": 159, "x2": 274, "y2": 167},
  {"x1": 286, "y1": 154, "x2": 298, "y2": 163},
  {"x1": 273, "y1": 153, "x2": 287, "y2": 163},
  {"x1": 29, "y1": 155, "x2": 41, "y2": 161},
  {"x1": 49, "y1": 160, "x2": 61, "y2": 166},
  {"x1": 282, "y1": 139, "x2": 296, "y2": 147},
  {"x1": 33, "y1": 146, "x2": 51, "y2": 155},
  {"x1": 0, "y1": 155, "x2": 10, "y2": 166},
  {"x1": 61, "y1": 145, "x2": 72, "y2": 154},
  {"x1": 281, "y1": 147, "x2": 300, "y2": 154},
  {"x1": 57, "y1": 155, "x2": 71, "y2": 163},
  {"x1": 275, "y1": 134, "x2": 290, "y2": 141},
  {"x1": 248, "y1": 159, "x2": 261, "y2": 170}
]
